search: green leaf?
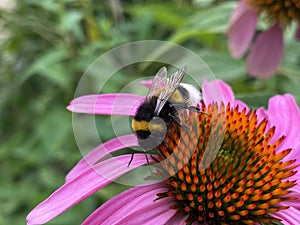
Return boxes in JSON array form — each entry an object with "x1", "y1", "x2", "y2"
[
  {"x1": 20, "y1": 49, "x2": 71, "y2": 88},
  {"x1": 170, "y1": 1, "x2": 237, "y2": 43},
  {"x1": 60, "y1": 10, "x2": 85, "y2": 42},
  {"x1": 127, "y1": 3, "x2": 192, "y2": 29},
  {"x1": 199, "y1": 49, "x2": 245, "y2": 81}
]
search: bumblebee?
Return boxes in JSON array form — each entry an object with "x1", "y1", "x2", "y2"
[{"x1": 132, "y1": 66, "x2": 201, "y2": 151}]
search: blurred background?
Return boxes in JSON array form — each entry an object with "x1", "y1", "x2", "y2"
[{"x1": 0, "y1": 0, "x2": 299, "y2": 224}]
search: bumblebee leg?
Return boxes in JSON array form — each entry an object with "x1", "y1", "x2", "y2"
[
  {"x1": 144, "y1": 152, "x2": 154, "y2": 175},
  {"x1": 187, "y1": 105, "x2": 208, "y2": 115},
  {"x1": 127, "y1": 151, "x2": 135, "y2": 167},
  {"x1": 129, "y1": 150, "x2": 154, "y2": 174},
  {"x1": 168, "y1": 113, "x2": 190, "y2": 131},
  {"x1": 172, "y1": 103, "x2": 201, "y2": 112},
  {"x1": 187, "y1": 105, "x2": 201, "y2": 112},
  {"x1": 171, "y1": 102, "x2": 188, "y2": 110}
]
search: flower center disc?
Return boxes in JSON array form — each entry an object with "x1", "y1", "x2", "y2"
[
  {"x1": 247, "y1": 0, "x2": 300, "y2": 25},
  {"x1": 155, "y1": 103, "x2": 297, "y2": 225}
]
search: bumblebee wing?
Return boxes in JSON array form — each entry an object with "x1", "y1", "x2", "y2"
[
  {"x1": 154, "y1": 66, "x2": 187, "y2": 115},
  {"x1": 146, "y1": 67, "x2": 167, "y2": 100}
]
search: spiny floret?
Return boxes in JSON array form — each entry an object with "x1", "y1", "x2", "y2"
[
  {"x1": 155, "y1": 103, "x2": 297, "y2": 225},
  {"x1": 247, "y1": 0, "x2": 300, "y2": 25}
]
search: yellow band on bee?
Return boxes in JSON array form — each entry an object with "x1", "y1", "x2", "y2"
[
  {"x1": 170, "y1": 90, "x2": 184, "y2": 103},
  {"x1": 149, "y1": 122, "x2": 165, "y2": 132},
  {"x1": 154, "y1": 88, "x2": 184, "y2": 104},
  {"x1": 132, "y1": 119, "x2": 165, "y2": 132},
  {"x1": 132, "y1": 120, "x2": 150, "y2": 131}
]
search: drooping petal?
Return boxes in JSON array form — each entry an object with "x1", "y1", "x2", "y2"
[
  {"x1": 202, "y1": 80, "x2": 235, "y2": 106},
  {"x1": 295, "y1": 23, "x2": 300, "y2": 41},
  {"x1": 227, "y1": 1, "x2": 258, "y2": 58},
  {"x1": 26, "y1": 154, "x2": 146, "y2": 225},
  {"x1": 165, "y1": 212, "x2": 188, "y2": 225},
  {"x1": 82, "y1": 182, "x2": 172, "y2": 225},
  {"x1": 247, "y1": 23, "x2": 284, "y2": 78},
  {"x1": 67, "y1": 94, "x2": 144, "y2": 116},
  {"x1": 273, "y1": 207, "x2": 300, "y2": 225},
  {"x1": 66, "y1": 134, "x2": 138, "y2": 182},
  {"x1": 116, "y1": 198, "x2": 175, "y2": 225},
  {"x1": 267, "y1": 94, "x2": 300, "y2": 154}
]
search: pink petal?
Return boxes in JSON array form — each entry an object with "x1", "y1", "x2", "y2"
[
  {"x1": 283, "y1": 192, "x2": 300, "y2": 208},
  {"x1": 116, "y1": 198, "x2": 175, "y2": 225},
  {"x1": 140, "y1": 78, "x2": 166, "y2": 89},
  {"x1": 66, "y1": 134, "x2": 138, "y2": 182},
  {"x1": 228, "y1": 1, "x2": 248, "y2": 26},
  {"x1": 293, "y1": 141, "x2": 300, "y2": 165},
  {"x1": 267, "y1": 94, "x2": 300, "y2": 154},
  {"x1": 256, "y1": 106, "x2": 269, "y2": 124},
  {"x1": 291, "y1": 174, "x2": 300, "y2": 193},
  {"x1": 247, "y1": 23, "x2": 284, "y2": 78},
  {"x1": 67, "y1": 94, "x2": 144, "y2": 116},
  {"x1": 140, "y1": 79, "x2": 152, "y2": 88},
  {"x1": 227, "y1": 1, "x2": 258, "y2": 58},
  {"x1": 26, "y1": 154, "x2": 147, "y2": 225},
  {"x1": 295, "y1": 24, "x2": 300, "y2": 41},
  {"x1": 202, "y1": 80, "x2": 235, "y2": 106},
  {"x1": 82, "y1": 182, "x2": 172, "y2": 225},
  {"x1": 234, "y1": 100, "x2": 249, "y2": 111},
  {"x1": 165, "y1": 212, "x2": 188, "y2": 225},
  {"x1": 273, "y1": 207, "x2": 300, "y2": 225}
]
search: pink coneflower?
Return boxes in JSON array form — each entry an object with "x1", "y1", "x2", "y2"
[
  {"x1": 27, "y1": 78, "x2": 300, "y2": 224},
  {"x1": 227, "y1": 0, "x2": 300, "y2": 79}
]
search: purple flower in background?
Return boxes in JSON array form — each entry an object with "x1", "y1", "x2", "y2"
[
  {"x1": 227, "y1": 0, "x2": 300, "y2": 78},
  {"x1": 26, "y1": 79, "x2": 300, "y2": 224}
]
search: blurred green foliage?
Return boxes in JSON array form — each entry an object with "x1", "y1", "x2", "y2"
[{"x1": 0, "y1": 0, "x2": 299, "y2": 224}]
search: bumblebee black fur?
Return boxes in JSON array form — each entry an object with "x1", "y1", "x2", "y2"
[
  {"x1": 133, "y1": 96, "x2": 177, "y2": 134},
  {"x1": 131, "y1": 66, "x2": 202, "y2": 153},
  {"x1": 132, "y1": 85, "x2": 193, "y2": 150}
]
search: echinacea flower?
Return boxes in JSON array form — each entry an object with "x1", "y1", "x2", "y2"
[
  {"x1": 27, "y1": 77, "x2": 300, "y2": 225},
  {"x1": 227, "y1": 0, "x2": 300, "y2": 78}
]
